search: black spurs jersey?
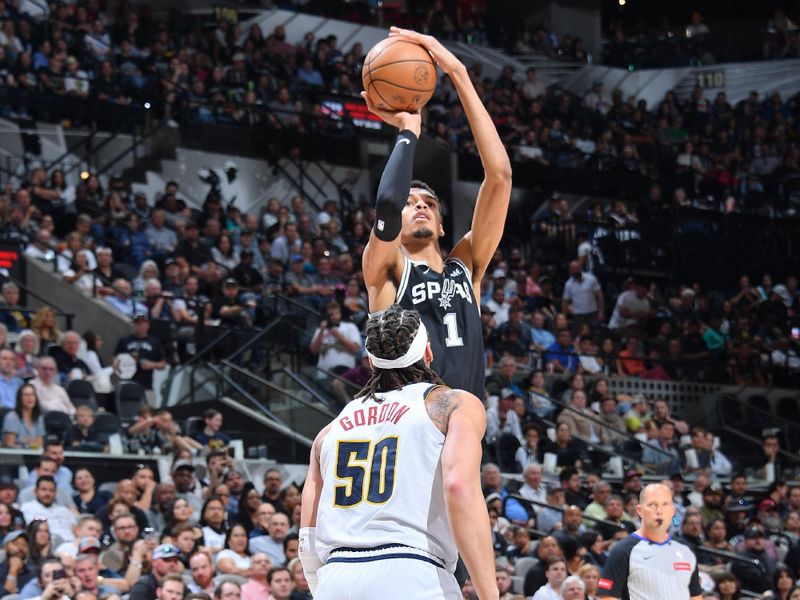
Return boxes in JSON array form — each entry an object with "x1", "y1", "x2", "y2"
[{"x1": 395, "y1": 256, "x2": 484, "y2": 398}]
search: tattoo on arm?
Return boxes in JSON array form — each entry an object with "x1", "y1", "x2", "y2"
[{"x1": 426, "y1": 388, "x2": 459, "y2": 434}]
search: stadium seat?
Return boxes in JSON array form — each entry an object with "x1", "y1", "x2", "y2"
[
  {"x1": 93, "y1": 412, "x2": 121, "y2": 445},
  {"x1": 113, "y1": 263, "x2": 138, "y2": 283},
  {"x1": 66, "y1": 380, "x2": 97, "y2": 411},
  {"x1": 515, "y1": 557, "x2": 538, "y2": 579},
  {"x1": 98, "y1": 481, "x2": 119, "y2": 495},
  {"x1": 182, "y1": 416, "x2": 204, "y2": 438},
  {"x1": 43, "y1": 411, "x2": 72, "y2": 442},
  {"x1": 114, "y1": 381, "x2": 147, "y2": 424},
  {"x1": 510, "y1": 575, "x2": 524, "y2": 594}
]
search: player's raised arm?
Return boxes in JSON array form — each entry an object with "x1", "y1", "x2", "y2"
[
  {"x1": 439, "y1": 390, "x2": 499, "y2": 600},
  {"x1": 361, "y1": 94, "x2": 422, "y2": 307},
  {"x1": 390, "y1": 27, "x2": 512, "y2": 284}
]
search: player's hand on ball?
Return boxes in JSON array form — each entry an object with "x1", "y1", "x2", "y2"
[
  {"x1": 360, "y1": 92, "x2": 421, "y2": 135},
  {"x1": 388, "y1": 26, "x2": 463, "y2": 76}
]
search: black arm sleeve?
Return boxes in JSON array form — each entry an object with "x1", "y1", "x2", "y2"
[{"x1": 373, "y1": 129, "x2": 418, "y2": 241}]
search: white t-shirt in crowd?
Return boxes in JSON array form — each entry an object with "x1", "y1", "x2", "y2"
[{"x1": 563, "y1": 273, "x2": 601, "y2": 315}]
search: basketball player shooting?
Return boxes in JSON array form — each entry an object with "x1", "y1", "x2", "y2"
[
  {"x1": 298, "y1": 305, "x2": 498, "y2": 600},
  {"x1": 361, "y1": 27, "x2": 512, "y2": 399}
]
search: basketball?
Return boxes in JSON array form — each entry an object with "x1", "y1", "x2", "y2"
[{"x1": 362, "y1": 37, "x2": 437, "y2": 113}]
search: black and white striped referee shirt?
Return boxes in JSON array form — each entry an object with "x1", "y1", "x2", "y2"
[{"x1": 599, "y1": 533, "x2": 702, "y2": 600}]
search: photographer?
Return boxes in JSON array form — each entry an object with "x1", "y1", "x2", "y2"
[{"x1": 309, "y1": 301, "x2": 361, "y2": 380}]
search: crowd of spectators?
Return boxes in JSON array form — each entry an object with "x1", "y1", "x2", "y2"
[
  {"x1": 0, "y1": 438, "x2": 312, "y2": 600},
  {"x1": 0, "y1": 0, "x2": 798, "y2": 224},
  {"x1": 603, "y1": 9, "x2": 800, "y2": 69}
]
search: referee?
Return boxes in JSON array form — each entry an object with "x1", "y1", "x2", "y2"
[{"x1": 598, "y1": 483, "x2": 702, "y2": 600}]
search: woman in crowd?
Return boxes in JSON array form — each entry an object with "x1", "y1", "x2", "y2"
[
  {"x1": 588, "y1": 378, "x2": 609, "y2": 406},
  {"x1": 133, "y1": 260, "x2": 159, "y2": 295},
  {"x1": 211, "y1": 233, "x2": 239, "y2": 272},
  {"x1": 527, "y1": 369, "x2": 554, "y2": 419},
  {"x1": 73, "y1": 468, "x2": 113, "y2": 514},
  {"x1": 552, "y1": 422, "x2": 585, "y2": 469},
  {"x1": 2, "y1": 383, "x2": 45, "y2": 449},
  {"x1": 199, "y1": 496, "x2": 227, "y2": 555},
  {"x1": 578, "y1": 563, "x2": 601, "y2": 600},
  {"x1": 0, "y1": 502, "x2": 23, "y2": 538},
  {"x1": 57, "y1": 231, "x2": 95, "y2": 273},
  {"x1": 581, "y1": 530, "x2": 607, "y2": 567},
  {"x1": 771, "y1": 566, "x2": 796, "y2": 600},
  {"x1": 287, "y1": 557, "x2": 312, "y2": 600},
  {"x1": 235, "y1": 482, "x2": 261, "y2": 533},
  {"x1": 702, "y1": 518, "x2": 733, "y2": 556},
  {"x1": 278, "y1": 484, "x2": 301, "y2": 519},
  {"x1": 216, "y1": 523, "x2": 251, "y2": 577},
  {"x1": 15, "y1": 329, "x2": 38, "y2": 379},
  {"x1": 714, "y1": 572, "x2": 742, "y2": 600},
  {"x1": 27, "y1": 519, "x2": 53, "y2": 564},
  {"x1": 62, "y1": 250, "x2": 98, "y2": 294},
  {"x1": 163, "y1": 497, "x2": 194, "y2": 537},
  {"x1": 82, "y1": 331, "x2": 106, "y2": 377},
  {"x1": 623, "y1": 494, "x2": 640, "y2": 527},
  {"x1": 784, "y1": 510, "x2": 800, "y2": 544},
  {"x1": 30, "y1": 306, "x2": 62, "y2": 352}
]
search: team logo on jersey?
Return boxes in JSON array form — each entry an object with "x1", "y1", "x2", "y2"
[
  {"x1": 673, "y1": 562, "x2": 691, "y2": 571},
  {"x1": 439, "y1": 278, "x2": 455, "y2": 309},
  {"x1": 598, "y1": 578, "x2": 613, "y2": 590}
]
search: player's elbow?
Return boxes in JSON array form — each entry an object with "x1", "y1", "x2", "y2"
[
  {"x1": 443, "y1": 472, "x2": 472, "y2": 502},
  {"x1": 486, "y1": 155, "x2": 513, "y2": 183}
]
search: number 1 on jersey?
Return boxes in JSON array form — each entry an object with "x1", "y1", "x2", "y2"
[
  {"x1": 334, "y1": 437, "x2": 398, "y2": 507},
  {"x1": 443, "y1": 312, "x2": 464, "y2": 347}
]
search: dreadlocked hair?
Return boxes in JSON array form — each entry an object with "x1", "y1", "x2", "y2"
[{"x1": 358, "y1": 304, "x2": 443, "y2": 402}]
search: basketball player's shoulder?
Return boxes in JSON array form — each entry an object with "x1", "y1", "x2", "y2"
[{"x1": 425, "y1": 385, "x2": 484, "y2": 433}]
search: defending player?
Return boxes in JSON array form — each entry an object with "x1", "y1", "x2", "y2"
[
  {"x1": 362, "y1": 27, "x2": 512, "y2": 399},
  {"x1": 298, "y1": 305, "x2": 498, "y2": 600}
]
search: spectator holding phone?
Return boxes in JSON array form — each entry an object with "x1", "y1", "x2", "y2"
[{"x1": 23, "y1": 558, "x2": 75, "y2": 600}]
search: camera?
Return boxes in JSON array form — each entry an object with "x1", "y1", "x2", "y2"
[{"x1": 52, "y1": 569, "x2": 67, "y2": 581}]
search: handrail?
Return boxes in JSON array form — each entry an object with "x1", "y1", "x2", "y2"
[
  {"x1": 206, "y1": 362, "x2": 284, "y2": 423},
  {"x1": 269, "y1": 159, "x2": 324, "y2": 215},
  {"x1": 317, "y1": 366, "x2": 362, "y2": 392},
  {"x1": 60, "y1": 107, "x2": 144, "y2": 178},
  {"x1": 265, "y1": 293, "x2": 322, "y2": 319},
  {"x1": 539, "y1": 415, "x2": 658, "y2": 475},
  {"x1": 280, "y1": 368, "x2": 336, "y2": 415},
  {"x1": 507, "y1": 493, "x2": 627, "y2": 530},
  {"x1": 287, "y1": 158, "x2": 329, "y2": 213},
  {"x1": 721, "y1": 425, "x2": 800, "y2": 465},
  {"x1": 217, "y1": 395, "x2": 312, "y2": 448},
  {"x1": 226, "y1": 320, "x2": 285, "y2": 362},
  {"x1": 718, "y1": 393, "x2": 800, "y2": 434},
  {"x1": 95, "y1": 115, "x2": 167, "y2": 178},
  {"x1": 547, "y1": 393, "x2": 677, "y2": 459},
  {"x1": 222, "y1": 360, "x2": 335, "y2": 419},
  {"x1": 4, "y1": 269, "x2": 75, "y2": 330}
]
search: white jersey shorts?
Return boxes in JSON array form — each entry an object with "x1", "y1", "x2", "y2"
[{"x1": 314, "y1": 545, "x2": 461, "y2": 600}]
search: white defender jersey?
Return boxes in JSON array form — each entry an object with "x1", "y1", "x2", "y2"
[{"x1": 315, "y1": 382, "x2": 458, "y2": 571}]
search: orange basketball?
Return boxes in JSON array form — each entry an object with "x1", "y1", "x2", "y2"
[{"x1": 362, "y1": 37, "x2": 437, "y2": 113}]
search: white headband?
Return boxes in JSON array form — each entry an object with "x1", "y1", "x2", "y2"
[{"x1": 366, "y1": 321, "x2": 429, "y2": 369}]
